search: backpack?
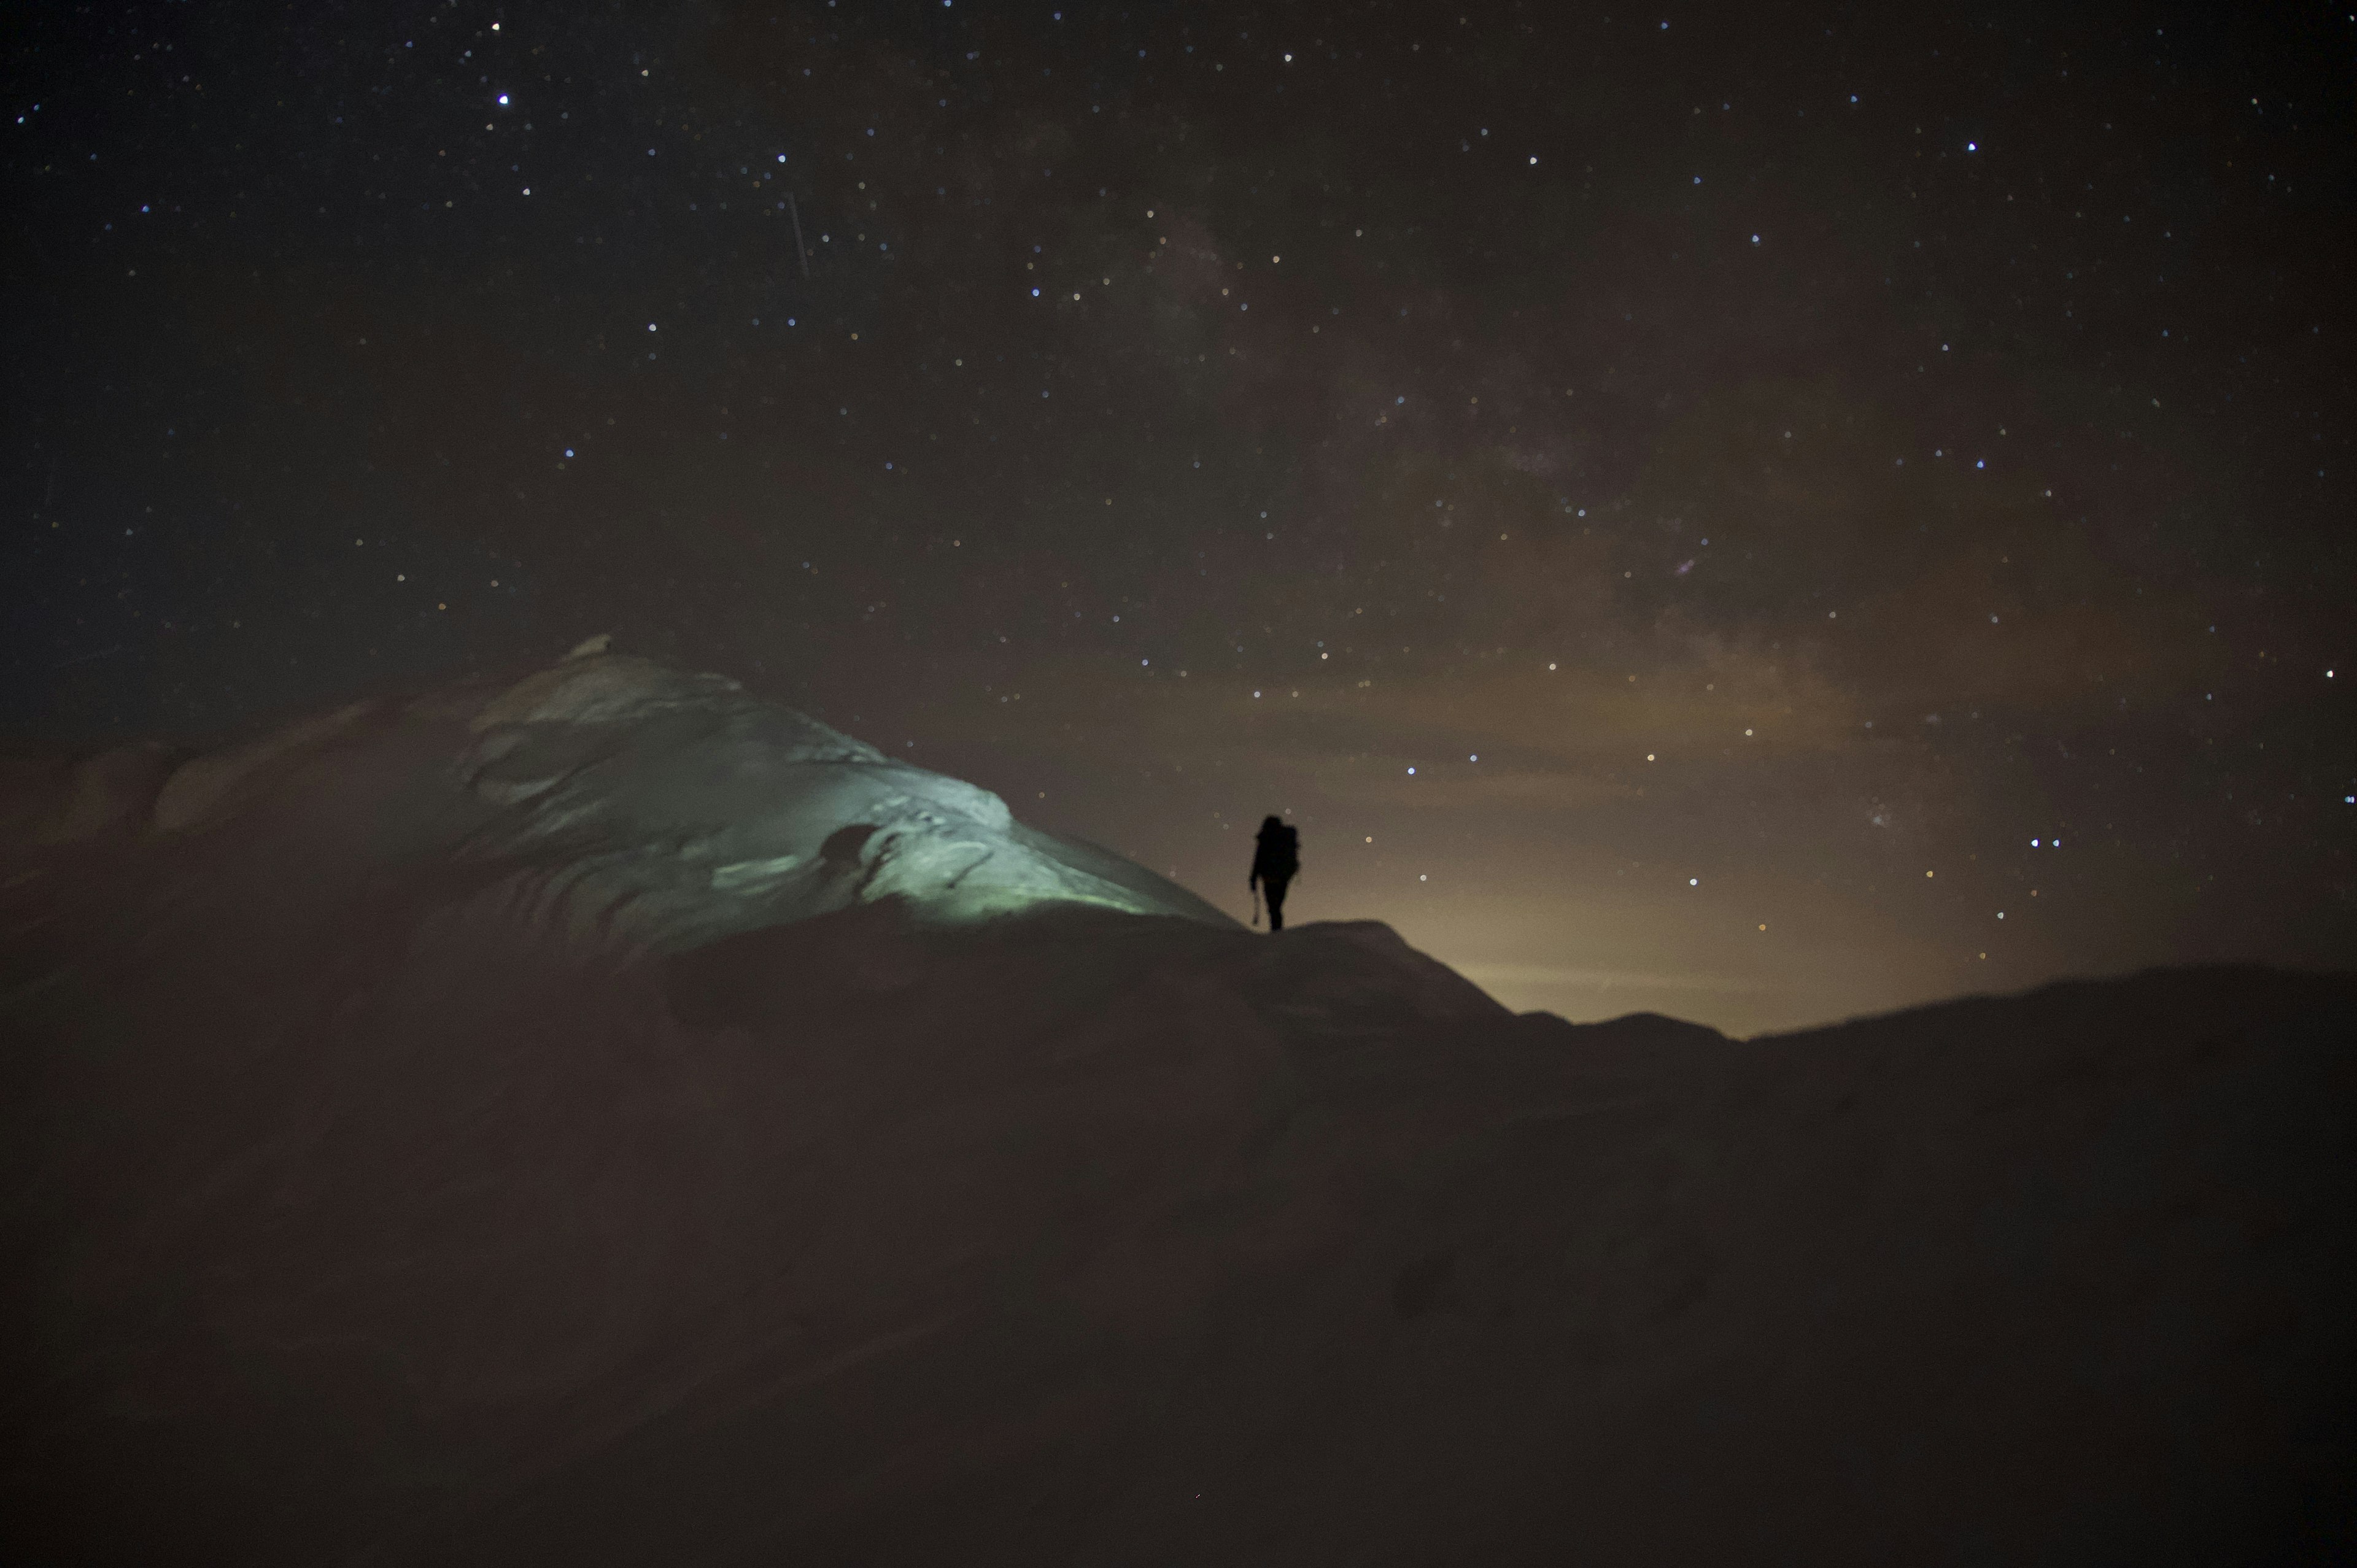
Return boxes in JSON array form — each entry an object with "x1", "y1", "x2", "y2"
[{"x1": 1264, "y1": 824, "x2": 1299, "y2": 878}]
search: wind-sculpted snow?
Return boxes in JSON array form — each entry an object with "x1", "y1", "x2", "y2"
[
  {"x1": 10, "y1": 642, "x2": 1231, "y2": 951},
  {"x1": 445, "y1": 649, "x2": 1234, "y2": 948}
]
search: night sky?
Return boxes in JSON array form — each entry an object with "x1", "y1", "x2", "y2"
[{"x1": 7, "y1": 0, "x2": 2352, "y2": 1031}]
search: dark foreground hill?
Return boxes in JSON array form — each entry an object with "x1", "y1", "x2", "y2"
[{"x1": 2, "y1": 651, "x2": 2350, "y2": 1564}]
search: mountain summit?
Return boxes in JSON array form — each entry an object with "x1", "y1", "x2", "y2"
[
  {"x1": 1, "y1": 650, "x2": 2349, "y2": 1564},
  {"x1": 8, "y1": 639, "x2": 1227, "y2": 948}
]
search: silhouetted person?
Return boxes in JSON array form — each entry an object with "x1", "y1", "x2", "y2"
[{"x1": 1250, "y1": 815, "x2": 1299, "y2": 930}]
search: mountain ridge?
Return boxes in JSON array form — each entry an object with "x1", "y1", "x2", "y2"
[{"x1": 1, "y1": 651, "x2": 2348, "y2": 1562}]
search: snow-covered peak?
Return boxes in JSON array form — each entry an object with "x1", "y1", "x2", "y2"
[
  {"x1": 26, "y1": 645, "x2": 1233, "y2": 950},
  {"x1": 449, "y1": 649, "x2": 1231, "y2": 947}
]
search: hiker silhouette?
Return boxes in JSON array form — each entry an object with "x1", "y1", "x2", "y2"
[{"x1": 1249, "y1": 816, "x2": 1300, "y2": 930}]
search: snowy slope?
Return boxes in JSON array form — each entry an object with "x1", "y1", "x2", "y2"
[
  {"x1": 1, "y1": 651, "x2": 2349, "y2": 1564},
  {"x1": 8, "y1": 640, "x2": 1230, "y2": 950}
]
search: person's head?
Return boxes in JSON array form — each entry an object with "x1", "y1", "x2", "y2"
[{"x1": 1260, "y1": 815, "x2": 1285, "y2": 835}]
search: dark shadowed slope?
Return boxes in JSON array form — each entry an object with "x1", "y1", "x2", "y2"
[{"x1": 2, "y1": 652, "x2": 2350, "y2": 1566}]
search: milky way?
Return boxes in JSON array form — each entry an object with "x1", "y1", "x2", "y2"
[{"x1": 7, "y1": 0, "x2": 2350, "y2": 1029}]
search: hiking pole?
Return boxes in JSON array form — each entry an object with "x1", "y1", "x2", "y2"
[{"x1": 1250, "y1": 884, "x2": 1261, "y2": 927}]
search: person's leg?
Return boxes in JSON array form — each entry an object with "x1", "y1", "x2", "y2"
[{"x1": 1267, "y1": 876, "x2": 1288, "y2": 930}]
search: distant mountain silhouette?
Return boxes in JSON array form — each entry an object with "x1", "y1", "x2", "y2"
[{"x1": 2, "y1": 649, "x2": 2349, "y2": 1564}]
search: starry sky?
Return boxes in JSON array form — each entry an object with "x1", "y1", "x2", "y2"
[{"x1": 7, "y1": 0, "x2": 2353, "y2": 1031}]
